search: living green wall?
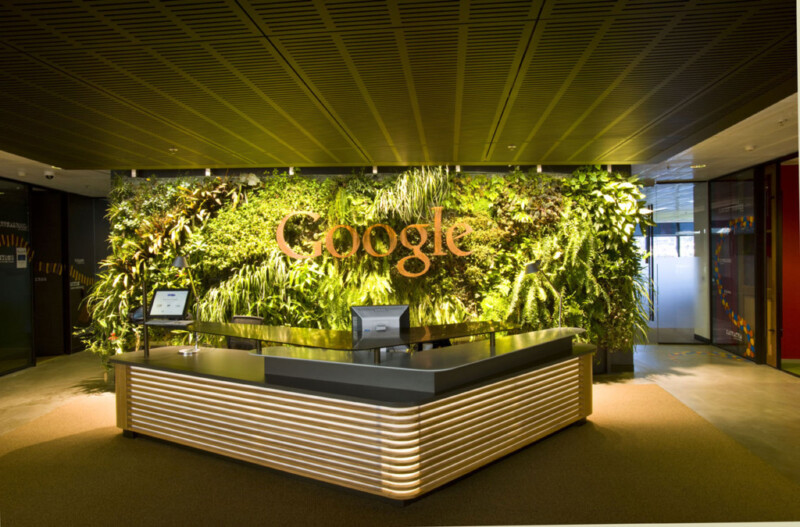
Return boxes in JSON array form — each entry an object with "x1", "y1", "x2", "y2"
[{"x1": 81, "y1": 166, "x2": 651, "y2": 361}]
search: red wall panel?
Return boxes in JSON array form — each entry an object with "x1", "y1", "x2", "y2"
[{"x1": 781, "y1": 165, "x2": 800, "y2": 360}]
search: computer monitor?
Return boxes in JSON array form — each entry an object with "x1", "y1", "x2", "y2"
[
  {"x1": 149, "y1": 289, "x2": 190, "y2": 319},
  {"x1": 351, "y1": 305, "x2": 410, "y2": 336}
]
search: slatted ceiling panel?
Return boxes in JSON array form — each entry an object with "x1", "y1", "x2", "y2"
[
  {"x1": 406, "y1": 30, "x2": 458, "y2": 162},
  {"x1": 492, "y1": 20, "x2": 605, "y2": 163},
  {"x1": 3, "y1": 23, "x2": 235, "y2": 166},
  {"x1": 590, "y1": 17, "x2": 795, "y2": 161},
  {"x1": 0, "y1": 58, "x2": 220, "y2": 169},
  {"x1": 93, "y1": 2, "x2": 230, "y2": 43},
  {"x1": 0, "y1": 0, "x2": 796, "y2": 169},
  {"x1": 273, "y1": 34, "x2": 388, "y2": 162},
  {"x1": 342, "y1": 33, "x2": 421, "y2": 161},
  {"x1": 0, "y1": 108, "x2": 125, "y2": 168},
  {"x1": 623, "y1": 40, "x2": 797, "y2": 162},
  {"x1": 163, "y1": 2, "x2": 252, "y2": 39},
  {"x1": 396, "y1": 0, "x2": 459, "y2": 24},
  {"x1": 511, "y1": 20, "x2": 665, "y2": 162},
  {"x1": 248, "y1": 0, "x2": 326, "y2": 34},
  {"x1": 502, "y1": 0, "x2": 795, "y2": 163},
  {"x1": 327, "y1": 0, "x2": 392, "y2": 28},
  {"x1": 548, "y1": 0, "x2": 621, "y2": 15},
  {"x1": 458, "y1": 22, "x2": 530, "y2": 161},
  {"x1": 2, "y1": 0, "x2": 363, "y2": 167}
]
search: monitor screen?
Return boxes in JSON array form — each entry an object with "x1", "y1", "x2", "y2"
[
  {"x1": 149, "y1": 289, "x2": 190, "y2": 318},
  {"x1": 351, "y1": 305, "x2": 410, "y2": 336}
]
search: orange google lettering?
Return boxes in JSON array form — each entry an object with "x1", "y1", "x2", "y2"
[{"x1": 276, "y1": 207, "x2": 472, "y2": 278}]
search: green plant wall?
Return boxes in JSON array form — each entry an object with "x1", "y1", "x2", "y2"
[{"x1": 81, "y1": 166, "x2": 651, "y2": 362}]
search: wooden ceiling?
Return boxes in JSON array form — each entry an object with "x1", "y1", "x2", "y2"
[{"x1": 0, "y1": 0, "x2": 796, "y2": 170}]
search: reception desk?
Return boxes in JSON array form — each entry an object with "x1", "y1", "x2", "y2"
[{"x1": 111, "y1": 327, "x2": 593, "y2": 501}]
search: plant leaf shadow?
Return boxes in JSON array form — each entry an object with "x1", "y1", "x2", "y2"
[{"x1": 72, "y1": 376, "x2": 115, "y2": 394}]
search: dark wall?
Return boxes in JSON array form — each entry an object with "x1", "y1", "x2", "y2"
[
  {"x1": 30, "y1": 189, "x2": 66, "y2": 357},
  {"x1": 0, "y1": 179, "x2": 34, "y2": 375},
  {"x1": 27, "y1": 188, "x2": 109, "y2": 359}
]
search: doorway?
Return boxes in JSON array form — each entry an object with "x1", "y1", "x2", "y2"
[{"x1": 641, "y1": 182, "x2": 710, "y2": 344}]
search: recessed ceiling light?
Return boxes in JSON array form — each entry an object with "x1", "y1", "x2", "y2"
[
  {"x1": 744, "y1": 145, "x2": 756, "y2": 152},
  {"x1": 507, "y1": 144, "x2": 516, "y2": 151},
  {"x1": 168, "y1": 147, "x2": 178, "y2": 154},
  {"x1": 690, "y1": 164, "x2": 707, "y2": 169}
]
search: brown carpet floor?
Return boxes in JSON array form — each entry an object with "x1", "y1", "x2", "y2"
[{"x1": 1, "y1": 384, "x2": 799, "y2": 526}]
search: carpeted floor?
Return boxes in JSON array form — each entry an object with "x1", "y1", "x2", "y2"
[{"x1": 1, "y1": 384, "x2": 799, "y2": 526}]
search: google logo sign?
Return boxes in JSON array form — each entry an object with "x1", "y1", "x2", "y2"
[{"x1": 276, "y1": 207, "x2": 472, "y2": 277}]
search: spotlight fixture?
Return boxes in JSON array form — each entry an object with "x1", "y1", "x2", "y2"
[
  {"x1": 289, "y1": 166, "x2": 295, "y2": 175},
  {"x1": 455, "y1": 165, "x2": 461, "y2": 173},
  {"x1": 536, "y1": 165, "x2": 542, "y2": 173},
  {"x1": 372, "y1": 165, "x2": 378, "y2": 175},
  {"x1": 205, "y1": 168, "x2": 211, "y2": 176},
  {"x1": 131, "y1": 169, "x2": 137, "y2": 178}
]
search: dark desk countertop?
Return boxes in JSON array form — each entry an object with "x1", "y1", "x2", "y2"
[
  {"x1": 188, "y1": 320, "x2": 516, "y2": 351},
  {"x1": 111, "y1": 328, "x2": 594, "y2": 406}
]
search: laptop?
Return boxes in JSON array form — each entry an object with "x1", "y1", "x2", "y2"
[{"x1": 145, "y1": 289, "x2": 193, "y2": 327}]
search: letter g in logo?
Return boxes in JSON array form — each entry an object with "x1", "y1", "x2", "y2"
[{"x1": 276, "y1": 211, "x2": 323, "y2": 259}]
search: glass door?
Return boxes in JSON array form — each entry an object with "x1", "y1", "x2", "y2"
[
  {"x1": 710, "y1": 170, "x2": 757, "y2": 359},
  {"x1": 644, "y1": 182, "x2": 710, "y2": 344}
]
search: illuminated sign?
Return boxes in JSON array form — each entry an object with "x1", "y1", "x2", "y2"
[{"x1": 276, "y1": 206, "x2": 472, "y2": 277}]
